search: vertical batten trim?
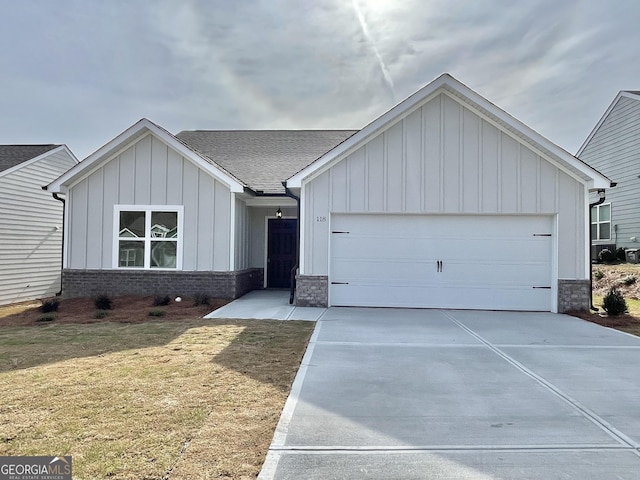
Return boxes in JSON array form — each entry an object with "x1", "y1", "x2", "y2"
[
  {"x1": 458, "y1": 104, "x2": 464, "y2": 212},
  {"x1": 497, "y1": 131, "x2": 503, "y2": 212},
  {"x1": 229, "y1": 191, "x2": 235, "y2": 271},
  {"x1": 517, "y1": 144, "x2": 522, "y2": 212},
  {"x1": 364, "y1": 144, "x2": 369, "y2": 211},
  {"x1": 439, "y1": 94, "x2": 445, "y2": 212},
  {"x1": 100, "y1": 167, "x2": 105, "y2": 267},
  {"x1": 345, "y1": 156, "x2": 351, "y2": 212},
  {"x1": 478, "y1": 120, "x2": 483, "y2": 212},
  {"x1": 554, "y1": 169, "x2": 559, "y2": 212},
  {"x1": 383, "y1": 131, "x2": 388, "y2": 211},
  {"x1": 536, "y1": 155, "x2": 542, "y2": 212},
  {"x1": 402, "y1": 118, "x2": 407, "y2": 212},
  {"x1": 420, "y1": 105, "x2": 426, "y2": 212}
]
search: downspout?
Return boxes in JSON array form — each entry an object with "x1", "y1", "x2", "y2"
[
  {"x1": 589, "y1": 189, "x2": 606, "y2": 310},
  {"x1": 51, "y1": 191, "x2": 66, "y2": 297},
  {"x1": 283, "y1": 182, "x2": 300, "y2": 305}
]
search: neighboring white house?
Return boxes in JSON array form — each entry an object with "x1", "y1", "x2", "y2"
[
  {"x1": 577, "y1": 90, "x2": 640, "y2": 257},
  {"x1": 47, "y1": 74, "x2": 611, "y2": 312},
  {"x1": 0, "y1": 145, "x2": 79, "y2": 305}
]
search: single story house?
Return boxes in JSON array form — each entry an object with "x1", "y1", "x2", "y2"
[
  {"x1": 0, "y1": 145, "x2": 78, "y2": 305},
  {"x1": 47, "y1": 74, "x2": 611, "y2": 312},
  {"x1": 577, "y1": 90, "x2": 640, "y2": 258}
]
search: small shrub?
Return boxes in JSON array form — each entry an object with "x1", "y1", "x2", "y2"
[
  {"x1": 148, "y1": 309, "x2": 166, "y2": 317},
  {"x1": 622, "y1": 275, "x2": 637, "y2": 286},
  {"x1": 36, "y1": 313, "x2": 56, "y2": 322},
  {"x1": 40, "y1": 299, "x2": 60, "y2": 313},
  {"x1": 593, "y1": 269, "x2": 605, "y2": 281},
  {"x1": 152, "y1": 295, "x2": 171, "y2": 306},
  {"x1": 602, "y1": 287, "x2": 627, "y2": 316},
  {"x1": 598, "y1": 248, "x2": 616, "y2": 263},
  {"x1": 193, "y1": 293, "x2": 211, "y2": 306},
  {"x1": 94, "y1": 310, "x2": 110, "y2": 319},
  {"x1": 616, "y1": 247, "x2": 627, "y2": 262},
  {"x1": 94, "y1": 294, "x2": 112, "y2": 310}
]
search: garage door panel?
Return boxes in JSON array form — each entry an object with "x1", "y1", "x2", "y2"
[
  {"x1": 331, "y1": 284, "x2": 550, "y2": 310},
  {"x1": 330, "y1": 214, "x2": 553, "y2": 311}
]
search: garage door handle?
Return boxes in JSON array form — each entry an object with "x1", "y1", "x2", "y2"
[
  {"x1": 437, "y1": 261, "x2": 443, "y2": 272},
  {"x1": 533, "y1": 286, "x2": 551, "y2": 289},
  {"x1": 331, "y1": 281, "x2": 349, "y2": 285}
]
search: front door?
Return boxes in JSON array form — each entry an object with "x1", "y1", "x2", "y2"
[{"x1": 267, "y1": 218, "x2": 297, "y2": 288}]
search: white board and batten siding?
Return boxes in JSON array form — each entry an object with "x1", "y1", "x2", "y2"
[
  {"x1": 66, "y1": 134, "x2": 232, "y2": 271},
  {"x1": 302, "y1": 92, "x2": 587, "y2": 310},
  {"x1": 579, "y1": 94, "x2": 640, "y2": 249},
  {"x1": 0, "y1": 148, "x2": 78, "y2": 305}
]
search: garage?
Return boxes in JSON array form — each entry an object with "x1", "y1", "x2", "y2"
[
  {"x1": 330, "y1": 214, "x2": 554, "y2": 311},
  {"x1": 288, "y1": 75, "x2": 612, "y2": 312}
]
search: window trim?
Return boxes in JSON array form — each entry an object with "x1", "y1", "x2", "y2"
[
  {"x1": 591, "y1": 202, "x2": 611, "y2": 241},
  {"x1": 113, "y1": 205, "x2": 184, "y2": 270}
]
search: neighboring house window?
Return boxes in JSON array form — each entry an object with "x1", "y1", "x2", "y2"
[
  {"x1": 114, "y1": 206, "x2": 183, "y2": 269},
  {"x1": 591, "y1": 203, "x2": 611, "y2": 241}
]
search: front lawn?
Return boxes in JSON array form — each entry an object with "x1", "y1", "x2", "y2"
[{"x1": 0, "y1": 315, "x2": 313, "y2": 479}]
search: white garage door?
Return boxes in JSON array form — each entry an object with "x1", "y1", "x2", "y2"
[{"x1": 330, "y1": 214, "x2": 554, "y2": 311}]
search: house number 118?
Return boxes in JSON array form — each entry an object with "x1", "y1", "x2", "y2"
[{"x1": 316, "y1": 216, "x2": 327, "y2": 222}]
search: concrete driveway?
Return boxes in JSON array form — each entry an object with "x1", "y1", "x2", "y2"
[{"x1": 259, "y1": 308, "x2": 640, "y2": 479}]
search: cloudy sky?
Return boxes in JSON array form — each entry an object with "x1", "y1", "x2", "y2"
[{"x1": 1, "y1": 0, "x2": 639, "y2": 160}]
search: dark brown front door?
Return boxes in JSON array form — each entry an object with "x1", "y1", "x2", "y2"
[{"x1": 267, "y1": 218, "x2": 297, "y2": 288}]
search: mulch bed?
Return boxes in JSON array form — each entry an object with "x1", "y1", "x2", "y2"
[
  {"x1": 0, "y1": 295, "x2": 228, "y2": 327},
  {"x1": 567, "y1": 309, "x2": 640, "y2": 329}
]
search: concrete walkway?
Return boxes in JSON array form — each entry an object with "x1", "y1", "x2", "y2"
[
  {"x1": 260, "y1": 308, "x2": 640, "y2": 479},
  {"x1": 204, "y1": 290, "x2": 326, "y2": 321}
]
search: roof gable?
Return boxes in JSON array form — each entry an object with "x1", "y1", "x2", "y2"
[
  {"x1": 287, "y1": 73, "x2": 611, "y2": 190},
  {"x1": 47, "y1": 119, "x2": 245, "y2": 193},
  {"x1": 576, "y1": 90, "x2": 640, "y2": 157},
  {"x1": 176, "y1": 130, "x2": 357, "y2": 194},
  {"x1": 0, "y1": 144, "x2": 60, "y2": 173}
]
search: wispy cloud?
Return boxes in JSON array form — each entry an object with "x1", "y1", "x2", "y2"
[{"x1": 0, "y1": 0, "x2": 638, "y2": 157}]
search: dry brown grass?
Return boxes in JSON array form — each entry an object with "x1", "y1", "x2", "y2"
[{"x1": 0, "y1": 297, "x2": 314, "y2": 479}]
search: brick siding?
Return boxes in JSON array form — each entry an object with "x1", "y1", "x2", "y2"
[
  {"x1": 295, "y1": 275, "x2": 328, "y2": 307},
  {"x1": 62, "y1": 268, "x2": 264, "y2": 300},
  {"x1": 557, "y1": 279, "x2": 591, "y2": 313}
]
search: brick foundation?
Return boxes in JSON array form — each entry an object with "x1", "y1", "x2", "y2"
[
  {"x1": 557, "y1": 279, "x2": 591, "y2": 313},
  {"x1": 61, "y1": 268, "x2": 264, "y2": 300},
  {"x1": 295, "y1": 275, "x2": 328, "y2": 307}
]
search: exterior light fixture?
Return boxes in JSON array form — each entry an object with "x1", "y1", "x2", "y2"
[{"x1": 276, "y1": 207, "x2": 283, "y2": 219}]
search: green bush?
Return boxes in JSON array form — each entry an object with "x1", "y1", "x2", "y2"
[
  {"x1": 40, "y1": 299, "x2": 60, "y2": 313},
  {"x1": 94, "y1": 310, "x2": 110, "y2": 319},
  {"x1": 94, "y1": 294, "x2": 112, "y2": 310},
  {"x1": 598, "y1": 249, "x2": 616, "y2": 263},
  {"x1": 193, "y1": 293, "x2": 211, "y2": 306},
  {"x1": 616, "y1": 247, "x2": 627, "y2": 262},
  {"x1": 152, "y1": 295, "x2": 171, "y2": 306},
  {"x1": 36, "y1": 313, "x2": 57, "y2": 322},
  {"x1": 602, "y1": 287, "x2": 627, "y2": 316},
  {"x1": 593, "y1": 269, "x2": 605, "y2": 281},
  {"x1": 622, "y1": 275, "x2": 637, "y2": 286},
  {"x1": 148, "y1": 309, "x2": 166, "y2": 317}
]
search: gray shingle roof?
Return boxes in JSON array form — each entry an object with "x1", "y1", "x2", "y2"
[
  {"x1": 175, "y1": 130, "x2": 357, "y2": 194},
  {"x1": 0, "y1": 144, "x2": 60, "y2": 173}
]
